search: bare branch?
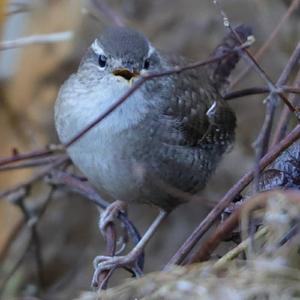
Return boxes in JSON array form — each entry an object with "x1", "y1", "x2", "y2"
[
  {"x1": 224, "y1": 86, "x2": 300, "y2": 100},
  {"x1": 272, "y1": 70, "x2": 300, "y2": 145},
  {"x1": 0, "y1": 155, "x2": 68, "y2": 200},
  {"x1": 0, "y1": 187, "x2": 55, "y2": 292},
  {"x1": 0, "y1": 146, "x2": 63, "y2": 168},
  {"x1": 6, "y1": 2, "x2": 32, "y2": 16},
  {"x1": 0, "y1": 31, "x2": 73, "y2": 51},
  {"x1": 0, "y1": 154, "x2": 66, "y2": 172},
  {"x1": 165, "y1": 123, "x2": 300, "y2": 268},
  {"x1": 251, "y1": 41, "x2": 300, "y2": 190},
  {"x1": 231, "y1": 0, "x2": 300, "y2": 88},
  {"x1": 90, "y1": 0, "x2": 125, "y2": 27}
]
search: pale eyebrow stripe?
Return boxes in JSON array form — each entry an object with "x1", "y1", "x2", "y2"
[{"x1": 91, "y1": 39, "x2": 105, "y2": 56}]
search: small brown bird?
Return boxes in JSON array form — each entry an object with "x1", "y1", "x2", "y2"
[{"x1": 54, "y1": 25, "x2": 252, "y2": 280}]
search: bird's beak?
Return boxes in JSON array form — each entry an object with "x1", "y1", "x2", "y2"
[{"x1": 112, "y1": 68, "x2": 139, "y2": 81}]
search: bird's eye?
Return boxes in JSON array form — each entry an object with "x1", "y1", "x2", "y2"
[
  {"x1": 144, "y1": 58, "x2": 150, "y2": 69},
  {"x1": 98, "y1": 55, "x2": 107, "y2": 68}
]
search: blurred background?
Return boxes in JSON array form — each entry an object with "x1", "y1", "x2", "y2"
[{"x1": 0, "y1": 0, "x2": 299, "y2": 299}]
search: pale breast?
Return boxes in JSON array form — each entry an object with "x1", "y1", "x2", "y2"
[{"x1": 54, "y1": 73, "x2": 156, "y2": 202}]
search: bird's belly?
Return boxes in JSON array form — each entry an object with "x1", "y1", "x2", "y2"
[
  {"x1": 66, "y1": 123, "x2": 223, "y2": 211},
  {"x1": 67, "y1": 130, "x2": 151, "y2": 203}
]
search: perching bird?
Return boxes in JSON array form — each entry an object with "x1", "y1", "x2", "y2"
[{"x1": 54, "y1": 25, "x2": 252, "y2": 283}]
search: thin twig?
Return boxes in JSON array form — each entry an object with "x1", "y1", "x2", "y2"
[
  {"x1": 91, "y1": 0, "x2": 124, "y2": 27},
  {"x1": 213, "y1": 227, "x2": 268, "y2": 269},
  {"x1": 213, "y1": 0, "x2": 297, "y2": 114},
  {"x1": 187, "y1": 204, "x2": 242, "y2": 263},
  {"x1": 0, "y1": 154, "x2": 66, "y2": 172},
  {"x1": 0, "y1": 239, "x2": 32, "y2": 295},
  {"x1": 272, "y1": 70, "x2": 300, "y2": 146},
  {"x1": 0, "y1": 31, "x2": 73, "y2": 50},
  {"x1": 165, "y1": 123, "x2": 300, "y2": 268},
  {"x1": 30, "y1": 187, "x2": 56, "y2": 288},
  {"x1": 231, "y1": 0, "x2": 300, "y2": 88},
  {"x1": 0, "y1": 146, "x2": 62, "y2": 168},
  {"x1": 31, "y1": 225, "x2": 45, "y2": 287},
  {"x1": 0, "y1": 187, "x2": 55, "y2": 292},
  {"x1": 188, "y1": 192, "x2": 267, "y2": 263},
  {"x1": 6, "y1": 2, "x2": 31, "y2": 16},
  {"x1": 0, "y1": 218, "x2": 25, "y2": 263},
  {"x1": 233, "y1": 29, "x2": 296, "y2": 114},
  {"x1": 45, "y1": 169, "x2": 108, "y2": 209},
  {"x1": 252, "y1": 41, "x2": 300, "y2": 190},
  {"x1": 224, "y1": 86, "x2": 300, "y2": 100},
  {"x1": 0, "y1": 155, "x2": 68, "y2": 200}
]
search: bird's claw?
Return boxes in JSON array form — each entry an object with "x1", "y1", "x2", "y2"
[
  {"x1": 99, "y1": 200, "x2": 127, "y2": 235},
  {"x1": 92, "y1": 253, "x2": 143, "y2": 287}
]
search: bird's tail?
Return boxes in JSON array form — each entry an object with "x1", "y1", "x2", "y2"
[{"x1": 209, "y1": 24, "x2": 253, "y2": 91}]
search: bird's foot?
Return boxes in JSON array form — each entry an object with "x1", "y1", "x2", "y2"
[
  {"x1": 91, "y1": 252, "x2": 143, "y2": 288},
  {"x1": 99, "y1": 200, "x2": 127, "y2": 235}
]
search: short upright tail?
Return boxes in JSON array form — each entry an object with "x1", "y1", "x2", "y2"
[{"x1": 209, "y1": 24, "x2": 253, "y2": 90}]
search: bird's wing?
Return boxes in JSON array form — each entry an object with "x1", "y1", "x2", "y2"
[
  {"x1": 163, "y1": 58, "x2": 236, "y2": 147},
  {"x1": 161, "y1": 24, "x2": 252, "y2": 147}
]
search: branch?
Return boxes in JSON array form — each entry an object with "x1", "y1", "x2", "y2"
[
  {"x1": 90, "y1": 0, "x2": 125, "y2": 27},
  {"x1": 0, "y1": 31, "x2": 73, "y2": 50},
  {"x1": 0, "y1": 145, "x2": 63, "y2": 168},
  {"x1": 213, "y1": 227, "x2": 268, "y2": 268},
  {"x1": 165, "y1": 123, "x2": 300, "y2": 268},
  {"x1": 272, "y1": 69, "x2": 300, "y2": 146},
  {"x1": 0, "y1": 155, "x2": 68, "y2": 200},
  {"x1": 6, "y1": 2, "x2": 32, "y2": 16},
  {"x1": 0, "y1": 187, "x2": 55, "y2": 291},
  {"x1": 251, "y1": 41, "x2": 300, "y2": 190},
  {"x1": 0, "y1": 239, "x2": 32, "y2": 295},
  {"x1": 0, "y1": 154, "x2": 65, "y2": 172},
  {"x1": 231, "y1": 0, "x2": 300, "y2": 88},
  {"x1": 224, "y1": 86, "x2": 300, "y2": 100}
]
